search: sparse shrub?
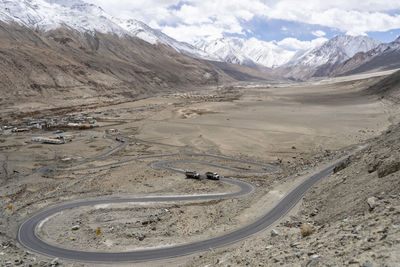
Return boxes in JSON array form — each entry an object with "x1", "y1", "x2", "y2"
[{"x1": 300, "y1": 223, "x2": 313, "y2": 237}]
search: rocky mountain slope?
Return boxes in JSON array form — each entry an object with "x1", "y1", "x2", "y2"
[
  {"x1": 279, "y1": 35, "x2": 381, "y2": 80},
  {"x1": 0, "y1": 22, "x2": 229, "y2": 108},
  {"x1": 332, "y1": 37, "x2": 400, "y2": 77}
]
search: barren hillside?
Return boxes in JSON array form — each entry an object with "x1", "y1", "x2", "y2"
[
  {"x1": 365, "y1": 70, "x2": 400, "y2": 103},
  {"x1": 0, "y1": 23, "x2": 220, "y2": 106},
  {"x1": 0, "y1": 23, "x2": 278, "y2": 111}
]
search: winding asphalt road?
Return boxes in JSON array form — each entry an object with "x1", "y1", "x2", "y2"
[
  {"x1": 37, "y1": 136, "x2": 127, "y2": 174},
  {"x1": 17, "y1": 145, "x2": 354, "y2": 263},
  {"x1": 65, "y1": 152, "x2": 278, "y2": 173}
]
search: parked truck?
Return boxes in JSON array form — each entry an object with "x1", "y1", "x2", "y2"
[
  {"x1": 185, "y1": 171, "x2": 200, "y2": 179},
  {"x1": 205, "y1": 172, "x2": 220, "y2": 180}
]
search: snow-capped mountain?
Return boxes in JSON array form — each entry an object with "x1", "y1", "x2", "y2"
[
  {"x1": 363, "y1": 35, "x2": 400, "y2": 58},
  {"x1": 280, "y1": 35, "x2": 382, "y2": 79},
  {"x1": 331, "y1": 36, "x2": 400, "y2": 76},
  {"x1": 287, "y1": 35, "x2": 381, "y2": 68},
  {"x1": 195, "y1": 36, "x2": 295, "y2": 68},
  {"x1": 0, "y1": 0, "x2": 214, "y2": 60},
  {"x1": 0, "y1": 0, "x2": 126, "y2": 34}
]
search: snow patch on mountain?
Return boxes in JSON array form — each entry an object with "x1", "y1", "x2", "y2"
[{"x1": 0, "y1": 9, "x2": 18, "y2": 22}]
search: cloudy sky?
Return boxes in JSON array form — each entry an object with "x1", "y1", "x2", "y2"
[{"x1": 86, "y1": 0, "x2": 400, "y2": 50}]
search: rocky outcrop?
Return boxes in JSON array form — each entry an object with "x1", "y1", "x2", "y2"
[{"x1": 377, "y1": 157, "x2": 400, "y2": 178}]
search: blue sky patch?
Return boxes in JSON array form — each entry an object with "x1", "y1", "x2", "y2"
[
  {"x1": 368, "y1": 29, "x2": 400, "y2": 43},
  {"x1": 225, "y1": 17, "x2": 400, "y2": 43},
  {"x1": 234, "y1": 18, "x2": 351, "y2": 42}
]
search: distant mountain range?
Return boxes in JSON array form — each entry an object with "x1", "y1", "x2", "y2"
[
  {"x1": 332, "y1": 36, "x2": 400, "y2": 77},
  {"x1": 0, "y1": 0, "x2": 399, "y2": 85},
  {"x1": 195, "y1": 36, "x2": 295, "y2": 68},
  {"x1": 279, "y1": 35, "x2": 382, "y2": 80}
]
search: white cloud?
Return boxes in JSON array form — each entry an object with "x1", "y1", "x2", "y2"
[
  {"x1": 84, "y1": 0, "x2": 400, "y2": 46},
  {"x1": 312, "y1": 30, "x2": 326, "y2": 37},
  {"x1": 267, "y1": 1, "x2": 400, "y2": 35},
  {"x1": 277, "y1": 37, "x2": 328, "y2": 50},
  {"x1": 84, "y1": 0, "x2": 269, "y2": 43},
  {"x1": 162, "y1": 24, "x2": 225, "y2": 43}
]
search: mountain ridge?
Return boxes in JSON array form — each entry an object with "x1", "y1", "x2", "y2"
[
  {"x1": 332, "y1": 37, "x2": 400, "y2": 77},
  {"x1": 1, "y1": 0, "x2": 399, "y2": 84},
  {"x1": 278, "y1": 35, "x2": 382, "y2": 80}
]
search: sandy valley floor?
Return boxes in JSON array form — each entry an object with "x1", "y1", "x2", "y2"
[{"x1": 0, "y1": 72, "x2": 399, "y2": 266}]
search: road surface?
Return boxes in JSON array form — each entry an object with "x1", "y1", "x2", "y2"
[{"x1": 17, "y1": 150, "x2": 352, "y2": 263}]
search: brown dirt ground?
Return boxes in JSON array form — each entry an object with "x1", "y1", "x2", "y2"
[{"x1": 0, "y1": 72, "x2": 399, "y2": 266}]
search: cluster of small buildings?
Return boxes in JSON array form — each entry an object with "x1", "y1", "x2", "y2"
[
  {"x1": 31, "y1": 134, "x2": 74, "y2": 145},
  {"x1": 27, "y1": 115, "x2": 98, "y2": 130},
  {"x1": 1, "y1": 115, "x2": 98, "y2": 135}
]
